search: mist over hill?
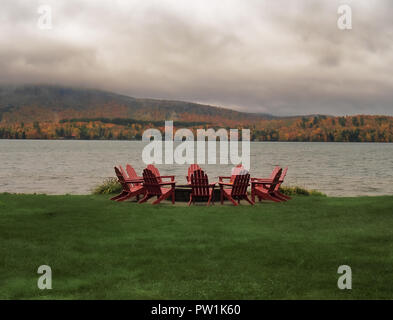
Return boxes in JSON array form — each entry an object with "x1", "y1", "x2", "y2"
[{"x1": 0, "y1": 85, "x2": 275, "y2": 124}]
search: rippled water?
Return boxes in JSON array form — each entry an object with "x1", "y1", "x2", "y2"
[{"x1": 0, "y1": 140, "x2": 392, "y2": 196}]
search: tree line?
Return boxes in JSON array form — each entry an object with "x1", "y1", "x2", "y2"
[{"x1": 0, "y1": 115, "x2": 392, "y2": 142}]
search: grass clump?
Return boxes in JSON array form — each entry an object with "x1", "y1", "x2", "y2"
[
  {"x1": 92, "y1": 177, "x2": 121, "y2": 195},
  {"x1": 279, "y1": 186, "x2": 326, "y2": 196}
]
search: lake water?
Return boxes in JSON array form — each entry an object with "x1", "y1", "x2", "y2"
[{"x1": 0, "y1": 140, "x2": 392, "y2": 196}]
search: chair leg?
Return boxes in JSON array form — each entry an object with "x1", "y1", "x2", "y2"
[
  {"x1": 116, "y1": 192, "x2": 133, "y2": 202},
  {"x1": 207, "y1": 194, "x2": 211, "y2": 206},
  {"x1": 188, "y1": 194, "x2": 193, "y2": 206},
  {"x1": 261, "y1": 193, "x2": 282, "y2": 202},
  {"x1": 153, "y1": 191, "x2": 173, "y2": 205},
  {"x1": 273, "y1": 192, "x2": 288, "y2": 201},
  {"x1": 110, "y1": 191, "x2": 128, "y2": 201},
  {"x1": 220, "y1": 188, "x2": 224, "y2": 204},
  {"x1": 138, "y1": 194, "x2": 153, "y2": 204},
  {"x1": 226, "y1": 194, "x2": 238, "y2": 206},
  {"x1": 276, "y1": 191, "x2": 291, "y2": 200},
  {"x1": 153, "y1": 194, "x2": 167, "y2": 205},
  {"x1": 244, "y1": 195, "x2": 255, "y2": 205}
]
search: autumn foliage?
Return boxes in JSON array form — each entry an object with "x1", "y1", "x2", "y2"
[{"x1": 1, "y1": 115, "x2": 392, "y2": 142}]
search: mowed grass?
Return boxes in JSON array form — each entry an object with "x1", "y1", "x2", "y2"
[{"x1": 0, "y1": 194, "x2": 392, "y2": 300}]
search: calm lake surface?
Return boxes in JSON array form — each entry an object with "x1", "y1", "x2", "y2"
[{"x1": 0, "y1": 140, "x2": 392, "y2": 196}]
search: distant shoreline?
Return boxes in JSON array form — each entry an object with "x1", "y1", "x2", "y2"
[{"x1": 1, "y1": 138, "x2": 392, "y2": 143}]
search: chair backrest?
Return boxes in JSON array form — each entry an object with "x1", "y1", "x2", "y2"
[
  {"x1": 267, "y1": 168, "x2": 282, "y2": 192},
  {"x1": 147, "y1": 164, "x2": 162, "y2": 183},
  {"x1": 114, "y1": 166, "x2": 131, "y2": 192},
  {"x1": 126, "y1": 164, "x2": 141, "y2": 186},
  {"x1": 274, "y1": 167, "x2": 288, "y2": 191},
  {"x1": 231, "y1": 173, "x2": 250, "y2": 197},
  {"x1": 118, "y1": 165, "x2": 128, "y2": 178},
  {"x1": 126, "y1": 164, "x2": 139, "y2": 179},
  {"x1": 143, "y1": 168, "x2": 162, "y2": 196},
  {"x1": 190, "y1": 169, "x2": 210, "y2": 197},
  {"x1": 269, "y1": 166, "x2": 281, "y2": 179},
  {"x1": 187, "y1": 164, "x2": 202, "y2": 182},
  {"x1": 188, "y1": 164, "x2": 201, "y2": 177},
  {"x1": 230, "y1": 164, "x2": 245, "y2": 183}
]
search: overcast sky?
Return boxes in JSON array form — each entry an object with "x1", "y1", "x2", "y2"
[{"x1": 1, "y1": 0, "x2": 392, "y2": 116}]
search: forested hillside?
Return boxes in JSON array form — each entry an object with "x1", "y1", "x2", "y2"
[{"x1": 1, "y1": 85, "x2": 392, "y2": 142}]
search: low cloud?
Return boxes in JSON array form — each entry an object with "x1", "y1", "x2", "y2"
[{"x1": 0, "y1": 0, "x2": 392, "y2": 116}]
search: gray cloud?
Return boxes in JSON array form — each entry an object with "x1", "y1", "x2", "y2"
[{"x1": 0, "y1": 0, "x2": 392, "y2": 116}]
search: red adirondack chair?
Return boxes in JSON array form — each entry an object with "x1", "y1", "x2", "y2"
[
  {"x1": 146, "y1": 164, "x2": 175, "y2": 184},
  {"x1": 219, "y1": 173, "x2": 254, "y2": 206},
  {"x1": 251, "y1": 168, "x2": 283, "y2": 203},
  {"x1": 138, "y1": 168, "x2": 176, "y2": 205},
  {"x1": 126, "y1": 164, "x2": 143, "y2": 186},
  {"x1": 186, "y1": 164, "x2": 202, "y2": 183},
  {"x1": 218, "y1": 164, "x2": 245, "y2": 184},
  {"x1": 271, "y1": 167, "x2": 291, "y2": 201},
  {"x1": 188, "y1": 169, "x2": 216, "y2": 206},
  {"x1": 251, "y1": 166, "x2": 290, "y2": 201},
  {"x1": 110, "y1": 166, "x2": 145, "y2": 202}
]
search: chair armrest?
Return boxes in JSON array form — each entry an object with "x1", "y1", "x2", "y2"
[
  {"x1": 125, "y1": 178, "x2": 144, "y2": 183},
  {"x1": 251, "y1": 178, "x2": 274, "y2": 183},
  {"x1": 218, "y1": 176, "x2": 231, "y2": 182},
  {"x1": 159, "y1": 181, "x2": 176, "y2": 186},
  {"x1": 218, "y1": 182, "x2": 233, "y2": 187},
  {"x1": 251, "y1": 181, "x2": 272, "y2": 187},
  {"x1": 159, "y1": 175, "x2": 175, "y2": 181},
  {"x1": 251, "y1": 177, "x2": 274, "y2": 182}
]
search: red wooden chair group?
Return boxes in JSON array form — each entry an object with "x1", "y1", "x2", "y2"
[{"x1": 111, "y1": 163, "x2": 290, "y2": 206}]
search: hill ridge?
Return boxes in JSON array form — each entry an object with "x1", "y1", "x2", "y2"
[{"x1": 0, "y1": 84, "x2": 276, "y2": 124}]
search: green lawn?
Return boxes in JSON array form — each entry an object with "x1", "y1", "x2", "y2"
[{"x1": 0, "y1": 193, "x2": 392, "y2": 300}]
